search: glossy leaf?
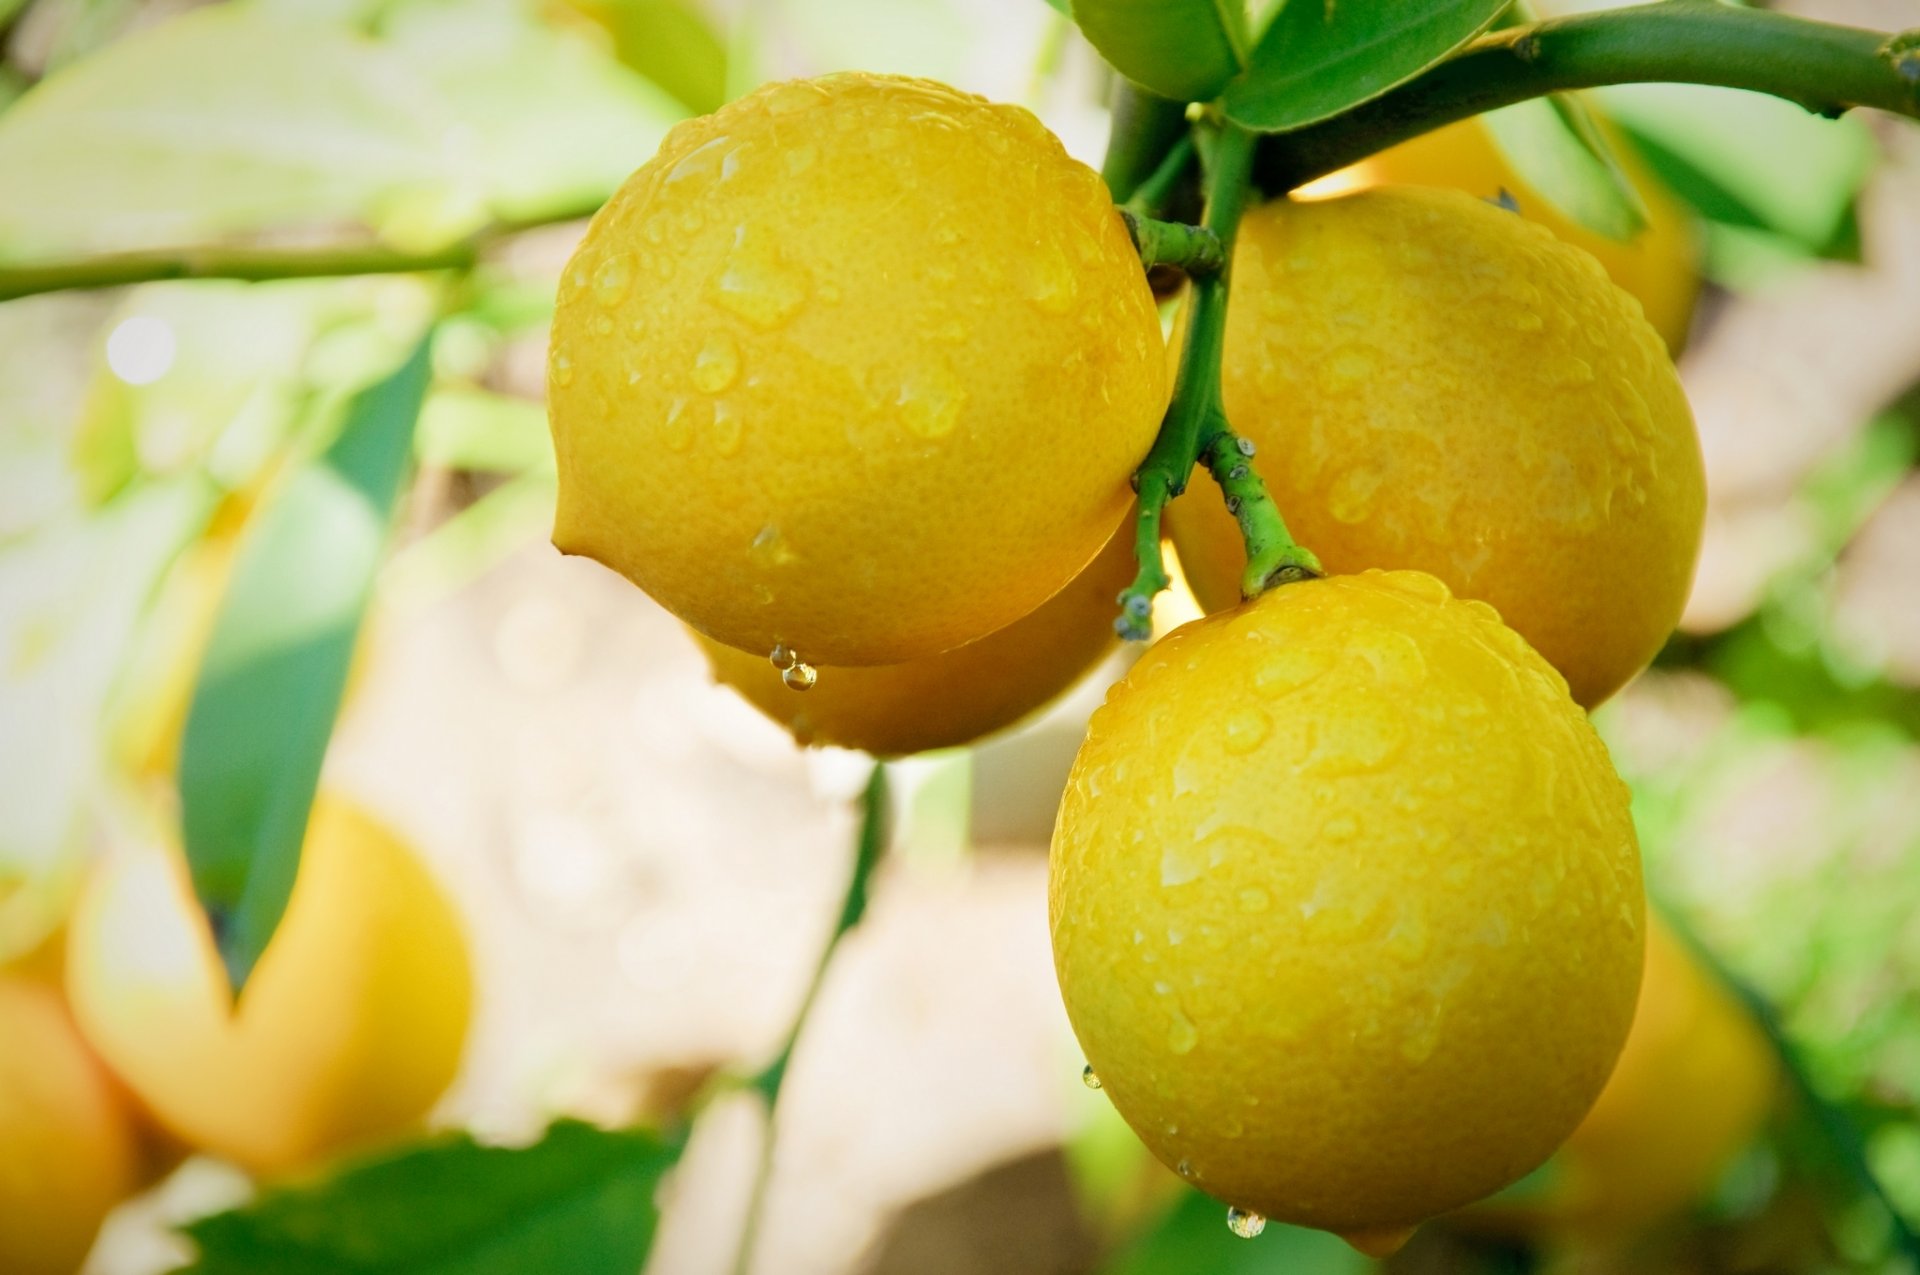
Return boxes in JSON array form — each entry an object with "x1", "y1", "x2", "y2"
[
  {"x1": 1071, "y1": 0, "x2": 1246, "y2": 103},
  {"x1": 1225, "y1": 0, "x2": 1509, "y2": 133},
  {"x1": 178, "y1": 335, "x2": 432, "y2": 989},
  {"x1": 1481, "y1": 93, "x2": 1647, "y2": 241},
  {"x1": 175, "y1": 1121, "x2": 683, "y2": 1275}
]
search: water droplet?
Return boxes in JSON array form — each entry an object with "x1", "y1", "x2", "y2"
[
  {"x1": 1222, "y1": 707, "x2": 1271, "y2": 755},
  {"x1": 1081, "y1": 1064, "x2": 1101, "y2": 1090},
  {"x1": 692, "y1": 332, "x2": 741, "y2": 393},
  {"x1": 660, "y1": 397, "x2": 697, "y2": 452},
  {"x1": 782, "y1": 660, "x2": 817, "y2": 691},
  {"x1": 769, "y1": 643, "x2": 797, "y2": 670},
  {"x1": 764, "y1": 81, "x2": 828, "y2": 116},
  {"x1": 784, "y1": 144, "x2": 817, "y2": 176},
  {"x1": 1328, "y1": 465, "x2": 1383, "y2": 524},
  {"x1": 665, "y1": 135, "x2": 733, "y2": 188},
  {"x1": 1176, "y1": 1158, "x2": 1194, "y2": 1179},
  {"x1": 1022, "y1": 247, "x2": 1076, "y2": 314},
  {"x1": 749, "y1": 524, "x2": 799, "y2": 569},
  {"x1": 711, "y1": 227, "x2": 809, "y2": 329},
  {"x1": 550, "y1": 351, "x2": 575, "y2": 388},
  {"x1": 710, "y1": 400, "x2": 743, "y2": 455},
  {"x1": 593, "y1": 253, "x2": 634, "y2": 307},
  {"x1": 895, "y1": 362, "x2": 966, "y2": 439},
  {"x1": 1255, "y1": 646, "x2": 1332, "y2": 697},
  {"x1": 1167, "y1": 1006, "x2": 1199, "y2": 1055},
  {"x1": 1226, "y1": 1207, "x2": 1266, "y2": 1239},
  {"x1": 1305, "y1": 700, "x2": 1405, "y2": 775},
  {"x1": 591, "y1": 314, "x2": 614, "y2": 336}
]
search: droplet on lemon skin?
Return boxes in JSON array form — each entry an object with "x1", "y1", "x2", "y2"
[
  {"x1": 548, "y1": 72, "x2": 1167, "y2": 668},
  {"x1": 1050, "y1": 570, "x2": 1644, "y2": 1240},
  {"x1": 64, "y1": 796, "x2": 473, "y2": 1177},
  {"x1": 1164, "y1": 186, "x2": 1704, "y2": 710},
  {"x1": 694, "y1": 520, "x2": 1137, "y2": 756},
  {"x1": 0, "y1": 977, "x2": 139, "y2": 1275}
]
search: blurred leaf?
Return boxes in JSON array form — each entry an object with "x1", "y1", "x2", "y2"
[
  {"x1": 1103, "y1": 1186, "x2": 1370, "y2": 1275},
  {"x1": 1225, "y1": 0, "x2": 1507, "y2": 133},
  {"x1": 415, "y1": 387, "x2": 553, "y2": 473},
  {"x1": 0, "y1": 7, "x2": 479, "y2": 264},
  {"x1": 383, "y1": 0, "x2": 684, "y2": 224},
  {"x1": 1600, "y1": 83, "x2": 1874, "y2": 258},
  {"x1": 1481, "y1": 93, "x2": 1647, "y2": 241},
  {"x1": 1071, "y1": 0, "x2": 1245, "y2": 103},
  {"x1": 558, "y1": 0, "x2": 727, "y2": 115},
  {"x1": 175, "y1": 1120, "x2": 683, "y2": 1275},
  {"x1": 382, "y1": 469, "x2": 555, "y2": 608},
  {"x1": 1039, "y1": 0, "x2": 1068, "y2": 12},
  {"x1": 179, "y1": 334, "x2": 432, "y2": 989}
]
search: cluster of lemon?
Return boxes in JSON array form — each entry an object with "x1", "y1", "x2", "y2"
[
  {"x1": 1, "y1": 531, "x2": 470, "y2": 1275},
  {"x1": 549, "y1": 72, "x2": 1755, "y2": 1251}
]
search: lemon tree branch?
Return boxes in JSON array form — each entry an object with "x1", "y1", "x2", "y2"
[
  {"x1": 1120, "y1": 210, "x2": 1224, "y2": 276},
  {"x1": 1253, "y1": 3, "x2": 1920, "y2": 192},
  {"x1": 1200, "y1": 429, "x2": 1319, "y2": 598}
]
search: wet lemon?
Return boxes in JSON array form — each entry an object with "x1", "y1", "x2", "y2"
[
  {"x1": 698, "y1": 522, "x2": 1135, "y2": 756},
  {"x1": 66, "y1": 795, "x2": 471, "y2": 1175},
  {"x1": 0, "y1": 976, "x2": 138, "y2": 1275},
  {"x1": 1050, "y1": 570, "x2": 1643, "y2": 1245},
  {"x1": 1166, "y1": 187, "x2": 1704, "y2": 709},
  {"x1": 549, "y1": 72, "x2": 1166, "y2": 667}
]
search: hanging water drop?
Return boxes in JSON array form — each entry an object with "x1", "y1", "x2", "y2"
[
  {"x1": 1226, "y1": 1207, "x2": 1266, "y2": 1239},
  {"x1": 782, "y1": 660, "x2": 817, "y2": 692},
  {"x1": 769, "y1": 643, "x2": 798, "y2": 671},
  {"x1": 1080, "y1": 1064, "x2": 1101, "y2": 1090}
]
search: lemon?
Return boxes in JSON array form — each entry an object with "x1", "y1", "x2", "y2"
[
  {"x1": 0, "y1": 976, "x2": 138, "y2": 1275},
  {"x1": 698, "y1": 522, "x2": 1135, "y2": 756},
  {"x1": 549, "y1": 72, "x2": 1166, "y2": 667},
  {"x1": 1165, "y1": 187, "x2": 1704, "y2": 709},
  {"x1": 1303, "y1": 114, "x2": 1700, "y2": 353},
  {"x1": 1464, "y1": 912, "x2": 1776, "y2": 1239},
  {"x1": 66, "y1": 794, "x2": 471, "y2": 1175},
  {"x1": 1050, "y1": 570, "x2": 1643, "y2": 1243}
]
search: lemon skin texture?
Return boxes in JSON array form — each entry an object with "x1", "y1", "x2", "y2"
[
  {"x1": 65, "y1": 795, "x2": 472, "y2": 1176},
  {"x1": 1049, "y1": 570, "x2": 1644, "y2": 1238},
  {"x1": 1165, "y1": 187, "x2": 1705, "y2": 710},
  {"x1": 1310, "y1": 114, "x2": 1699, "y2": 354},
  {"x1": 0, "y1": 977, "x2": 139, "y2": 1275},
  {"x1": 1463, "y1": 912, "x2": 1776, "y2": 1240},
  {"x1": 549, "y1": 73, "x2": 1167, "y2": 667},
  {"x1": 698, "y1": 520, "x2": 1135, "y2": 756}
]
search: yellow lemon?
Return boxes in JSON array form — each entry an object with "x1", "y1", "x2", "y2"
[
  {"x1": 1050, "y1": 570, "x2": 1643, "y2": 1245},
  {"x1": 697, "y1": 522, "x2": 1135, "y2": 756},
  {"x1": 1464, "y1": 912, "x2": 1776, "y2": 1239},
  {"x1": 549, "y1": 72, "x2": 1166, "y2": 667},
  {"x1": 0, "y1": 976, "x2": 139, "y2": 1275},
  {"x1": 66, "y1": 795, "x2": 472, "y2": 1176},
  {"x1": 1305, "y1": 113, "x2": 1700, "y2": 354},
  {"x1": 1166, "y1": 188, "x2": 1704, "y2": 708}
]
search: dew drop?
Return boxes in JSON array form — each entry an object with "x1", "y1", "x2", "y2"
[
  {"x1": 710, "y1": 400, "x2": 743, "y2": 455},
  {"x1": 593, "y1": 253, "x2": 635, "y2": 307},
  {"x1": 692, "y1": 332, "x2": 741, "y2": 393},
  {"x1": 782, "y1": 660, "x2": 817, "y2": 691},
  {"x1": 665, "y1": 135, "x2": 733, "y2": 188},
  {"x1": 1221, "y1": 707, "x2": 1271, "y2": 755},
  {"x1": 769, "y1": 643, "x2": 797, "y2": 671},
  {"x1": 550, "y1": 351, "x2": 575, "y2": 388},
  {"x1": 1327, "y1": 465, "x2": 1383, "y2": 524},
  {"x1": 1255, "y1": 646, "x2": 1332, "y2": 697},
  {"x1": 749, "y1": 524, "x2": 799, "y2": 569},
  {"x1": 1081, "y1": 1065, "x2": 1101, "y2": 1090},
  {"x1": 711, "y1": 227, "x2": 810, "y2": 329},
  {"x1": 764, "y1": 81, "x2": 827, "y2": 116},
  {"x1": 896, "y1": 362, "x2": 966, "y2": 440},
  {"x1": 1176, "y1": 1158, "x2": 1194, "y2": 1179},
  {"x1": 1226, "y1": 1207, "x2": 1266, "y2": 1239},
  {"x1": 1167, "y1": 1006, "x2": 1199, "y2": 1056},
  {"x1": 784, "y1": 144, "x2": 817, "y2": 175},
  {"x1": 591, "y1": 314, "x2": 614, "y2": 336},
  {"x1": 1021, "y1": 247, "x2": 1077, "y2": 314},
  {"x1": 660, "y1": 396, "x2": 697, "y2": 453}
]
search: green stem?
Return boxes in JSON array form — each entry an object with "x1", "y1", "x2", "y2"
[
  {"x1": 1115, "y1": 119, "x2": 1317, "y2": 636},
  {"x1": 1254, "y1": 3, "x2": 1920, "y2": 192},
  {"x1": 1657, "y1": 901, "x2": 1920, "y2": 1264},
  {"x1": 0, "y1": 200, "x2": 606, "y2": 303},
  {"x1": 732, "y1": 764, "x2": 889, "y2": 1275},
  {"x1": 1102, "y1": 81, "x2": 1191, "y2": 206},
  {"x1": 1119, "y1": 210, "x2": 1224, "y2": 276},
  {"x1": 1200, "y1": 430, "x2": 1319, "y2": 598},
  {"x1": 1121, "y1": 134, "x2": 1197, "y2": 223}
]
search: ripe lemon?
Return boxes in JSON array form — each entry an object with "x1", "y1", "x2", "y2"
[
  {"x1": 66, "y1": 794, "x2": 471, "y2": 1176},
  {"x1": 697, "y1": 522, "x2": 1135, "y2": 756},
  {"x1": 1463, "y1": 912, "x2": 1776, "y2": 1239},
  {"x1": 1165, "y1": 187, "x2": 1704, "y2": 709},
  {"x1": 1302, "y1": 114, "x2": 1699, "y2": 353},
  {"x1": 549, "y1": 72, "x2": 1167, "y2": 667},
  {"x1": 1050, "y1": 570, "x2": 1643, "y2": 1244},
  {"x1": 0, "y1": 976, "x2": 138, "y2": 1275}
]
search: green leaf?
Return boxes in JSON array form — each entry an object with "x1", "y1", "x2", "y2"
[
  {"x1": 1101, "y1": 1186, "x2": 1370, "y2": 1275},
  {"x1": 557, "y1": 0, "x2": 728, "y2": 115},
  {"x1": 0, "y1": 7, "x2": 478, "y2": 264},
  {"x1": 415, "y1": 387, "x2": 553, "y2": 473},
  {"x1": 174, "y1": 1121, "x2": 683, "y2": 1275},
  {"x1": 1481, "y1": 93, "x2": 1647, "y2": 241},
  {"x1": 1224, "y1": 0, "x2": 1509, "y2": 133},
  {"x1": 178, "y1": 334, "x2": 432, "y2": 989},
  {"x1": 1598, "y1": 82, "x2": 1874, "y2": 255},
  {"x1": 1071, "y1": 0, "x2": 1246, "y2": 103}
]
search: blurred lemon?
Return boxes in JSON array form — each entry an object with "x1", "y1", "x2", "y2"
[
  {"x1": 1300, "y1": 113, "x2": 1699, "y2": 353},
  {"x1": 697, "y1": 523, "x2": 1135, "y2": 756},
  {"x1": 1166, "y1": 187, "x2": 1704, "y2": 709},
  {"x1": 66, "y1": 794, "x2": 472, "y2": 1176},
  {"x1": 549, "y1": 72, "x2": 1166, "y2": 667},
  {"x1": 1051, "y1": 570, "x2": 1643, "y2": 1248},
  {"x1": 0, "y1": 975, "x2": 139, "y2": 1275},
  {"x1": 1464, "y1": 912, "x2": 1777, "y2": 1239}
]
